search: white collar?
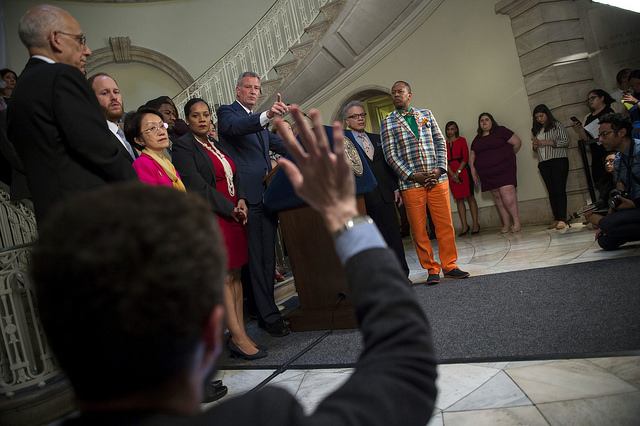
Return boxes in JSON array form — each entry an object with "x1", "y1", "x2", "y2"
[
  {"x1": 235, "y1": 100, "x2": 252, "y2": 115},
  {"x1": 32, "y1": 55, "x2": 55, "y2": 64}
]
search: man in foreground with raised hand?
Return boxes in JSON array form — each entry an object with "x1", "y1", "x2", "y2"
[{"x1": 31, "y1": 106, "x2": 437, "y2": 425}]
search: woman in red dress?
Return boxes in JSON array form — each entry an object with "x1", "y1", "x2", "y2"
[
  {"x1": 173, "y1": 98, "x2": 266, "y2": 360},
  {"x1": 445, "y1": 121, "x2": 479, "y2": 236}
]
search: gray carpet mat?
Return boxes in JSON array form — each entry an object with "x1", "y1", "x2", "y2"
[{"x1": 220, "y1": 255, "x2": 640, "y2": 369}]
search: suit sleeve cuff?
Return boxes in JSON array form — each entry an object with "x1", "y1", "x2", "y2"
[{"x1": 334, "y1": 222, "x2": 386, "y2": 264}]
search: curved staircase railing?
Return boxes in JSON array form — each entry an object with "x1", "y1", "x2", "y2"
[
  {"x1": 173, "y1": 0, "x2": 333, "y2": 119},
  {"x1": 0, "y1": 184, "x2": 73, "y2": 426}
]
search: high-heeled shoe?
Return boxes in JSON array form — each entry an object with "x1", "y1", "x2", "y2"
[
  {"x1": 457, "y1": 226, "x2": 470, "y2": 237},
  {"x1": 229, "y1": 333, "x2": 267, "y2": 351},
  {"x1": 228, "y1": 339, "x2": 267, "y2": 360},
  {"x1": 471, "y1": 226, "x2": 480, "y2": 235}
]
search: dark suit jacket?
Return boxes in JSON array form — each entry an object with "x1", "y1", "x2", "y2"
[
  {"x1": 7, "y1": 57, "x2": 137, "y2": 221},
  {"x1": 61, "y1": 247, "x2": 437, "y2": 426},
  {"x1": 216, "y1": 101, "x2": 286, "y2": 204},
  {"x1": 346, "y1": 130, "x2": 399, "y2": 208},
  {"x1": 172, "y1": 132, "x2": 246, "y2": 217},
  {"x1": 0, "y1": 109, "x2": 30, "y2": 201}
]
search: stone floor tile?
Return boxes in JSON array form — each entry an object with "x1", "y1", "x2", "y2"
[
  {"x1": 219, "y1": 369, "x2": 275, "y2": 397},
  {"x1": 442, "y1": 405, "x2": 549, "y2": 425},
  {"x1": 506, "y1": 359, "x2": 637, "y2": 403},
  {"x1": 587, "y1": 356, "x2": 640, "y2": 388},
  {"x1": 426, "y1": 411, "x2": 443, "y2": 426},
  {"x1": 434, "y1": 364, "x2": 498, "y2": 410},
  {"x1": 447, "y1": 371, "x2": 531, "y2": 411},
  {"x1": 537, "y1": 391, "x2": 640, "y2": 426},
  {"x1": 294, "y1": 369, "x2": 351, "y2": 414},
  {"x1": 268, "y1": 369, "x2": 307, "y2": 396}
]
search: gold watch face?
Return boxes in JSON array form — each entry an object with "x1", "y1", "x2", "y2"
[{"x1": 342, "y1": 137, "x2": 364, "y2": 177}]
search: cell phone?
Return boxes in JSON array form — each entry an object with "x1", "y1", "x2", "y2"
[{"x1": 570, "y1": 116, "x2": 580, "y2": 123}]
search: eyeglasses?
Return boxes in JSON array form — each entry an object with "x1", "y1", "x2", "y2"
[
  {"x1": 587, "y1": 95, "x2": 599, "y2": 102},
  {"x1": 141, "y1": 122, "x2": 168, "y2": 134},
  {"x1": 57, "y1": 31, "x2": 87, "y2": 46},
  {"x1": 347, "y1": 113, "x2": 367, "y2": 119},
  {"x1": 598, "y1": 130, "x2": 614, "y2": 138},
  {"x1": 604, "y1": 159, "x2": 615, "y2": 164}
]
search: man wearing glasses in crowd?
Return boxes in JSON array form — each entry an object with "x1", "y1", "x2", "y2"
[
  {"x1": 7, "y1": 5, "x2": 136, "y2": 222},
  {"x1": 595, "y1": 113, "x2": 640, "y2": 250}
]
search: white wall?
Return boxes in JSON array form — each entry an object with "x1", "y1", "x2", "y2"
[
  {"x1": 1, "y1": 0, "x2": 275, "y2": 107},
  {"x1": 314, "y1": 0, "x2": 545, "y2": 207}
]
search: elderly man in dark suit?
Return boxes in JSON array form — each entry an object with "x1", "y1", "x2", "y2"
[
  {"x1": 217, "y1": 72, "x2": 289, "y2": 336},
  {"x1": 344, "y1": 101, "x2": 410, "y2": 277},
  {"x1": 7, "y1": 5, "x2": 136, "y2": 222}
]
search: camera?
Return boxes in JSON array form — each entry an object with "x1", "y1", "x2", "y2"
[{"x1": 608, "y1": 189, "x2": 630, "y2": 209}]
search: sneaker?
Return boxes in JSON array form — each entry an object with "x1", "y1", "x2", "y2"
[
  {"x1": 443, "y1": 268, "x2": 470, "y2": 279},
  {"x1": 426, "y1": 273, "x2": 440, "y2": 285}
]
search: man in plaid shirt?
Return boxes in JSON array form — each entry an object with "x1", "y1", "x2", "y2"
[{"x1": 381, "y1": 81, "x2": 469, "y2": 285}]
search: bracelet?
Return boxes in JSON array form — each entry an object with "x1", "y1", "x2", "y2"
[{"x1": 332, "y1": 215, "x2": 374, "y2": 240}]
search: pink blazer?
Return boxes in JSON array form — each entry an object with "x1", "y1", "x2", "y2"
[{"x1": 132, "y1": 153, "x2": 179, "y2": 187}]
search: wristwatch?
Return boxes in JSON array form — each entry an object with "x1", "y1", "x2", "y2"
[{"x1": 332, "y1": 215, "x2": 374, "y2": 240}]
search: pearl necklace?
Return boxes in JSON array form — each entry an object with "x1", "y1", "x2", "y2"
[{"x1": 194, "y1": 135, "x2": 235, "y2": 197}]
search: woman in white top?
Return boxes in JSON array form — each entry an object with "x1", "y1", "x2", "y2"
[{"x1": 531, "y1": 104, "x2": 570, "y2": 229}]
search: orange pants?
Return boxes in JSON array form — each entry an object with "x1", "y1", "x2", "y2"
[{"x1": 402, "y1": 181, "x2": 458, "y2": 274}]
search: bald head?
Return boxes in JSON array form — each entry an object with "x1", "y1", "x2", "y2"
[{"x1": 18, "y1": 5, "x2": 91, "y2": 73}]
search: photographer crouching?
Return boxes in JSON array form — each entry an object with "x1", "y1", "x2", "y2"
[{"x1": 595, "y1": 113, "x2": 640, "y2": 250}]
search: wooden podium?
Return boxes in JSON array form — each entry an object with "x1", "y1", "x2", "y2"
[
  {"x1": 264, "y1": 126, "x2": 378, "y2": 331},
  {"x1": 278, "y1": 198, "x2": 366, "y2": 331}
]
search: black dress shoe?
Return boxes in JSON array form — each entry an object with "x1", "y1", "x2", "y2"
[
  {"x1": 471, "y1": 226, "x2": 480, "y2": 235},
  {"x1": 264, "y1": 318, "x2": 290, "y2": 337},
  {"x1": 203, "y1": 380, "x2": 228, "y2": 403}
]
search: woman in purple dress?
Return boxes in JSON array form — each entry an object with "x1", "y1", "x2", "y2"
[{"x1": 470, "y1": 112, "x2": 522, "y2": 233}]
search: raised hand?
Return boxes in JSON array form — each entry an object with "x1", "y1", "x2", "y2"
[
  {"x1": 266, "y1": 93, "x2": 290, "y2": 119},
  {"x1": 275, "y1": 106, "x2": 358, "y2": 233}
]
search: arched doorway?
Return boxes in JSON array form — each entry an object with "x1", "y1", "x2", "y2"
[{"x1": 332, "y1": 87, "x2": 393, "y2": 133}]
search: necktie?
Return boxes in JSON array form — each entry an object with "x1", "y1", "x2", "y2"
[
  {"x1": 401, "y1": 109, "x2": 419, "y2": 138},
  {"x1": 116, "y1": 127, "x2": 136, "y2": 160},
  {"x1": 359, "y1": 134, "x2": 374, "y2": 160}
]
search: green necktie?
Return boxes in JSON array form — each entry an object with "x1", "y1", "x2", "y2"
[{"x1": 401, "y1": 108, "x2": 419, "y2": 138}]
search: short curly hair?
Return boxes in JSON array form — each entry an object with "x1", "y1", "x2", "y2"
[{"x1": 31, "y1": 183, "x2": 226, "y2": 401}]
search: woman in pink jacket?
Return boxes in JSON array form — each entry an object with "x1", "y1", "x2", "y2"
[{"x1": 124, "y1": 108, "x2": 186, "y2": 191}]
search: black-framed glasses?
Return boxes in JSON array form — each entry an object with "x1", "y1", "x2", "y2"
[
  {"x1": 587, "y1": 95, "x2": 599, "y2": 102},
  {"x1": 57, "y1": 31, "x2": 87, "y2": 45},
  {"x1": 604, "y1": 158, "x2": 615, "y2": 164},
  {"x1": 598, "y1": 130, "x2": 614, "y2": 138},
  {"x1": 141, "y1": 122, "x2": 168, "y2": 134},
  {"x1": 347, "y1": 113, "x2": 366, "y2": 119}
]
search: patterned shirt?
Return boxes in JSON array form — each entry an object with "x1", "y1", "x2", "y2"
[
  {"x1": 534, "y1": 121, "x2": 569, "y2": 162},
  {"x1": 380, "y1": 108, "x2": 447, "y2": 191}
]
